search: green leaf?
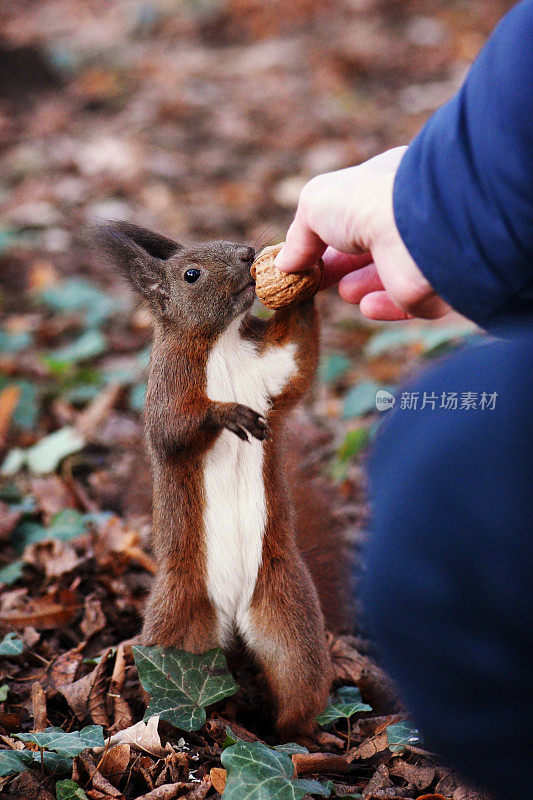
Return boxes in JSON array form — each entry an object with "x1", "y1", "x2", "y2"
[
  {"x1": 222, "y1": 740, "x2": 330, "y2": 800},
  {"x1": 0, "y1": 746, "x2": 72, "y2": 776},
  {"x1": 342, "y1": 382, "x2": 393, "y2": 419},
  {"x1": 48, "y1": 330, "x2": 107, "y2": 365},
  {"x1": 316, "y1": 686, "x2": 371, "y2": 727},
  {"x1": 14, "y1": 509, "x2": 87, "y2": 552},
  {"x1": 26, "y1": 426, "x2": 85, "y2": 474},
  {"x1": 322, "y1": 781, "x2": 362, "y2": 799},
  {"x1": 319, "y1": 352, "x2": 351, "y2": 384},
  {"x1": 364, "y1": 324, "x2": 473, "y2": 358},
  {"x1": 0, "y1": 559, "x2": 24, "y2": 585},
  {"x1": 0, "y1": 685, "x2": 9, "y2": 701},
  {"x1": 386, "y1": 721, "x2": 421, "y2": 753},
  {"x1": 335, "y1": 429, "x2": 370, "y2": 468},
  {"x1": 0, "y1": 749, "x2": 34, "y2": 776},
  {"x1": 129, "y1": 381, "x2": 147, "y2": 411},
  {"x1": 39, "y1": 278, "x2": 122, "y2": 327},
  {"x1": 133, "y1": 646, "x2": 238, "y2": 731},
  {"x1": 0, "y1": 632, "x2": 24, "y2": 656},
  {"x1": 274, "y1": 743, "x2": 309, "y2": 756},
  {"x1": 0, "y1": 330, "x2": 33, "y2": 354},
  {"x1": 15, "y1": 725, "x2": 104, "y2": 757},
  {"x1": 56, "y1": 779, "x2": 89, "y2": 800}
]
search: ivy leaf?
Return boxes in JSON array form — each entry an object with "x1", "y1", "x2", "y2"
[
  {"x1": 221, "y1": 740, "x2": 331, "y2": 800},
  {"x1": 48, "y1": 330, "x2": 107, "y2": 365},
  {"x1": 40, "y1": 278, "x2": 122, "y2": 327},
  {"x1": 55, "y1": 779, "x2": 89, "y2": 800},
  {"x1": 15, "y1": 725, "x2": 104, "y2": 757},
  {"x1": 318, "y1": 352, "x2": 351, "y2": 385},
  {"x1": 0, "y1": 632, "x2": 24, "y2": 656},
  {"x1": 0, "y1": 559, "x2": 24, "y2": 585},
  {"x1": 0, "y1": 749, "x2": 34, "y2": 776},
  {"x1": 26, "y1": 426, "x2": 85, "y2": 475},
  {"x1": 133, "y1": 646, "x2": 238, "y2": 731},
  {"x1": 316, "y1": 686, "x2": 372, "y2": 727},
  {"x1": 274, "y1": 743, "x2": 309, "y2": 756},
  {"x1": 322, "y1": 781, "x2": 362, "y2": 799},
  {"x1": 342, "y1": 381, "x2": 382, "y2": 419},
  {"x1": 13, "y1": 509, "x2": 87, "y2": 552},
  {"x1": 364, "y1": 324, "x2": 473, "y2": 358},
  {"x1": 386, "y1": 721, "x2": 422, "y2": 754}
]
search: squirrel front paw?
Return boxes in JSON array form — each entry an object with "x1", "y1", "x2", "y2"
[{"x1": 220, "y1": 403, "x2": 268, "y2": 442}]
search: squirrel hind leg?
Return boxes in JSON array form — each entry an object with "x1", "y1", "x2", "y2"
[
  {"x1": 241, "y1": 571, "x2": 332, "y2": 742},
  {"x1": 142, "y1": 573, "x2": 219, "y2": 652}
]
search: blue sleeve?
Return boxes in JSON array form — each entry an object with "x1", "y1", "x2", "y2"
[{"x1": 393, "y1": 0, "x2": 533, "y2": 328}]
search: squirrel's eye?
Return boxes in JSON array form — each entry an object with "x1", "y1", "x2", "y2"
[{"x1": 184, "y1": 268, "x2": 201, "y2": 284}]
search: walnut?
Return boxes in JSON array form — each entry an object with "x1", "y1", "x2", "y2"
[{"x1": 250, "y1": 243, "x2": 323, "y2": 309}]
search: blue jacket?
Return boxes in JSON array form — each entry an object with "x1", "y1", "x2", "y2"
[{"x1": 393, "y1": 0, "x2": 533, "y2": 328}]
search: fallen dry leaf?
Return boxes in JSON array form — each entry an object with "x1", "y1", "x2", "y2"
[
  {"x1": 103, "y1": 715, "x2": 169, "y2": 758},
  {"x1": 31, "y1": 682, "x2": 47, "y2": 731},
  {"x1": 0, "y1": 587, "x2": 80, "y2": 630},
  {"x1": 108, "y1": 643, "x2": 133, "y2": 731},
  {"x1": 60, "y1": 648, "x2": 112, "y2": 726},
  {"x1": 0, "y1": 500, "x2": 22, "y2": 542},
  {"x1": 136, "y1": 784, "x2": 195, "y2": 800},
  {"x1": 210, "y1": 767, "x2": 226, "y2": 794},
  {"x1": 98, "y1": 743, "x2": 131, "y2": 785},
  {"x1": 80, "y1": 593, "x2": 107, "y2": 639},
  {"x1": 347, "y1": 731, "x2": 389, "y2": 762},
  {"x1": 24, "y1": 539, "x2": 82, "y2": 578},
  {"x1": 0, "y1": 384, "x2": 21, "y2": 444}
]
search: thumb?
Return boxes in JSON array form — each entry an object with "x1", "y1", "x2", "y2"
[{"x1": 274, "y1": 218, "x2": 326, "y2": 273}]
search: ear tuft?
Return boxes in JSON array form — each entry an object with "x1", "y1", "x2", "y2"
[{"x1": 99, "y1": 221, "x2": 180, "y2": 313}]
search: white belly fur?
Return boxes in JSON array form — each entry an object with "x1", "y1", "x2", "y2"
[{"x1": 204, "y1": 315, "x2": 296, "y2": 644}]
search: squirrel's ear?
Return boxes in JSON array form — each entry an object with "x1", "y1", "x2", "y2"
[{"x1": 99, "y1": 222, "x2": 181, "y2": 312}]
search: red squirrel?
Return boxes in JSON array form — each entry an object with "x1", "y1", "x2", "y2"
[{"x1": 101, "y1": 221, "x2": 349, "y2": 740}]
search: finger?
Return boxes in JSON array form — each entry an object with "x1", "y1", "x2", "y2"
[
  {"x1": 321, "y1": 248, "x2": 373, "y2": 289},
  {"x1": 337, "y1": 264, "x2": 384, "y2": 302},
  {"x1": 359, "y1": 291, "x2": 412, "y2": 321},
  {"x1": 274, "y1": 217, "x2": 326, "y2": 273}
]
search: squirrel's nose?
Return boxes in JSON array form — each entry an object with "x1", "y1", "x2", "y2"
[{"x1": 239, "y1": 246, "x2": 255, "y2": 265}]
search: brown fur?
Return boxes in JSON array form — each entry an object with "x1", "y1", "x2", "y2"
[{"x1": 100, "y1": 223, "x2": 349, "y2": 739}]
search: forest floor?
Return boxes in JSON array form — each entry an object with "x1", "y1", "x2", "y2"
[{"x1": 0, "y1": 1, "x2": 512, "y2": 798}]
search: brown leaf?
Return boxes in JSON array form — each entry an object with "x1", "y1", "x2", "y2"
[
  {"x1": 181, "y1": 776, "x2": 212, "y2": 800},
  {"x1": 0, "y1": 500, "x2": 22, "y2": 542},
  {"x1": 24, "y1": 539, "x2": 82, "y2": 578},
  {"x1": 328, "y1": 633, "x2": 398, "y2": 711},
  {"x1": 8, "y1": 769, "x2": 54, "y2": 800},
  {"x1": 77, "y1": 751, "x2": 123, "y2": 798},
  {"x1": 60, "y1": 648, "x2": 111, "y2": 726},
  {"x1": 46, "y1": 646, "x2": 84, "y2": 691},
  {"x1": 389, "y1": 759, "x2": 436, "y2": 792},
  {"x1": 98, "y1": 744, "x2": 131, "y2": 786},
  {"x1": 210, "y1": 767, "x2": 226, "y2": 794},
  {"x1": 0, "y1": 711, "x2": 22, "y2": 732},
  {"x1": 76, "y1": 383, "x2": 123, "y2": 441},
  {"x1": 346, "y1": 731, "x2": 389, "y2": 763},
  {"x1": 103, "y1": 716, "x2": 169, "y2": 757},
  {"x1": 0, "y1": 588, "x2": 80, "y2": 630},
  {"x1": 108, "y1": 643, "x2": 133, "y2": 731},
  {"x1": 0, "y1": 384, "x2": 21, "y2": 444},
  {"x1": 417, "y1": 796, "x2": 447, "y2": 800},
  {"x1": 80, "y1": 594, "x2": 107, "y2": 639},
  {"x1": 29, "y1": 476, "x2": 76, "y2": 523},
  {"x1": 363, "y1": 764, "x2": 389, "y2": 799},
  {"x1": 31, "y1": 682, "x2": 47, "y2": 731},
  {"x1": 136, "y1": 785, "x2": 195, "y2": 800},
  {"x1": 292, "y1": 752, "x2": 354, "y2": 776}
]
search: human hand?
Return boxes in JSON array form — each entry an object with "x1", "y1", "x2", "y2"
[{"x1": 274, "y1": 147, "x2": 450, "y2": 320}]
